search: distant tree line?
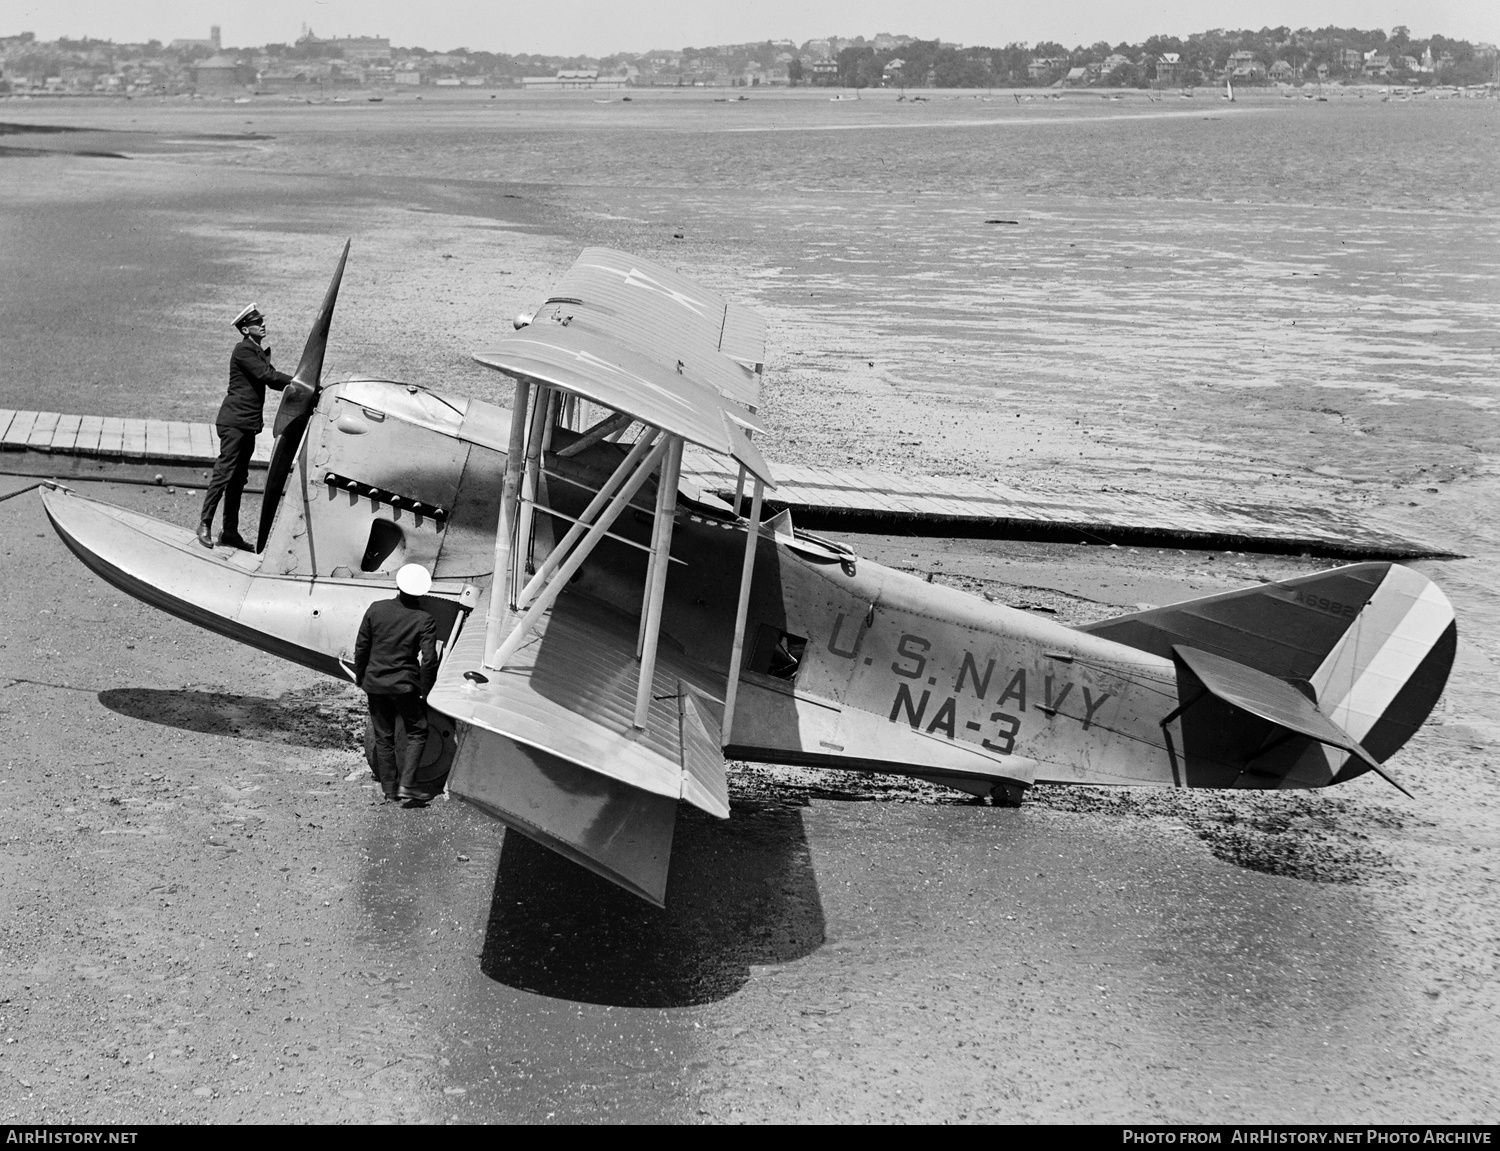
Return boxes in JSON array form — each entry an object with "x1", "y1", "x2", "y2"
[
  {"x1": 812, "y1": 26, "x2": 1497, "y2": 89},
  {"x1": 3, "y1": 23, "x2": 1494, "y2": 93}
]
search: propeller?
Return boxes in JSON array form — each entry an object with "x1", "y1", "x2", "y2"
[
  {"x1": 258, "y1": 240, "x2": 351, "y2": 552},
  {"x1": 272, "y1": 237, "x2": 350, "y2": 437}
]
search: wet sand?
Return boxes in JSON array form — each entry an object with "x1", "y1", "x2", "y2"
[{"x1": 0, "y1": 93, "x2": 1496, "y2": 1123}]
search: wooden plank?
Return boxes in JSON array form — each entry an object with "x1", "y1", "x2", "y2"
[
  {"x1": 25, "y1": 411, "x2": 60, "y2": 450},
  {"x1": 73, "y1": 415, "x2": 104, "y2": 456},
  {"x1": 769, "y1": 463, "x2": 826, "y2": 488},
  {"x1": 120, "y1": 419, "x2": 148, "y2": 460},
  {"x1": 188, "y1": 421, "x2": 215, "y2": 460},
  {"x1": 143, "y1": 419, "x2": 171, "y2": 459},
  {"x1": 839, "y1": 486, "x2": 902, "y2": 514},
  {"x1": 770, "y1": 485, "x2": 824, "y2": 507},
  {"x1": 786, "y1": 464, "x2": 841, "y2": 488},
  {"x1": 3, "y1": 411, "x2": 39, "y2": 449},
  {"x1": 0, "y1": 410, "x2": 16, "y2": 442},
  {"x1": 926, "y1": 496, "x2": 991, "y2": 518},
  {"x1": 820, "y1": 466, "x2": 877, "y2": 493},
  {"x1": 165, "y1": 421, "x2": 195, "y2": 460},
  {"x1": 251, "y1": 431, "x2": 275, "y2": 464},
  {"x1": 898, "y1": 495, "x2": 961, "y2": 517},
  {"x1": 97, "y1": 417, "x2": 126, "y2": 457},
  {"x1": 50, "y1": 413, "x2": 83, "y2": 452}
]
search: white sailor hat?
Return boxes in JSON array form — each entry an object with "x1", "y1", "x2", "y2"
[
  {"x1": 395, "y1": 563, "x2": 432, "y2": 597},
  {"x1": 232, "y1": 303, "x2": 265, "y2": 330}
]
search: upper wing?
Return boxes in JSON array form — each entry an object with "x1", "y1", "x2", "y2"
[
  {"x1": 472, "y1": 247, "x2": 772, "y2": 484},
  {"x1": 538, "y1": 247, "x2": 765, "y2": 405}
]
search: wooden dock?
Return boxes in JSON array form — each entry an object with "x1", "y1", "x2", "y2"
[
  {"x1": 679, "y1": 454, "x2": 1442, "y2": 559},
  {"x1": 0, "y1": 409, "x2": 274, "y2": 490},
  {"x1": 0, "y1": 409, "x2": 1441, "y2": 559}
]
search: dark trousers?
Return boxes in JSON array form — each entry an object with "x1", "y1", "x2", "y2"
[
  {"x1": 200, "y1": 425, "x2": 256, "y2": 538},
  {"x1": 367, "y1": 691, "x2": 429, "y2": 795}
]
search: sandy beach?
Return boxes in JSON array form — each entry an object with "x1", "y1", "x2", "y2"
[{"x1": 0, "y1": 89, "x2": 1496, "y2": 1123}]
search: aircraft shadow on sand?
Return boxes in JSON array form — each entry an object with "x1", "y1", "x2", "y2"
[
  {"x1": 96, "y1": 685, "x2": 361, "y2": 751},
  {"x1": 480, "y1": 801, "x2": 825, "y2": 1008}
]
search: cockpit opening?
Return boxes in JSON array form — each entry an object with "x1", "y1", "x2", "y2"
[{"x1": 750, "y1": 625, "x2": 807, "y2": 681}]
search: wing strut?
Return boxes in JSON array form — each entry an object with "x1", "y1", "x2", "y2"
[
  {"x1": 483, "y1": 377, "x2": 532, "y2": 661},
  {"x1": 515, "y1": 428, "x2": 662, "y2": 609},
  {"x1": 634, "y1": 435, "x2": 683, "y2": 727},
  {"x1": 557, "y1": 411, "x2": 631, "y2": 458},
  {"x1": 487, "y1": 424, "x2": 669, "y2": 672},
  {"x1": 721, "y1": 465, "x2": 766, "y2": 747},
  {"x1": 515, "y1": 385, "x2": 554, "y2": 583}
]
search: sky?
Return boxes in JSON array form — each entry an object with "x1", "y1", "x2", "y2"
[{"x1": 9, "y1": 0, "x2": 1498, "y2": 57}]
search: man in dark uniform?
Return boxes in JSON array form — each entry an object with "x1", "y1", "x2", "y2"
[
  {"x1": 354, "y1": 563, "x2": 439, "y2": 805},
  {"x1": 198, "y1": 304, "x2": 295, "y2": 550}
]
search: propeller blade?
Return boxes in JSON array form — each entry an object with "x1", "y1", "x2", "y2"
[
  {"x1": 293, "y1": 238, "x2": 350, "y2": 389},
  {"x1": 271, "y1": 239, "x2": 349, "y2": 438},
  {"x1": 256, "y1": 421, "x2": 305, "y2": 554}
]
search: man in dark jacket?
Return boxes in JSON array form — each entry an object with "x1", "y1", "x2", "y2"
[
  {"x1": 198, "y1": 304, "x2": 295, "y2": 550},
  {"x1": 354, "y1": 563, "x2": 440, "y2": 804}
]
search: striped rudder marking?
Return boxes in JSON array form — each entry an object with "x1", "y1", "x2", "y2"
[{"x1": 1309, "y1": 564, "x2": 1456, "y2": 776}]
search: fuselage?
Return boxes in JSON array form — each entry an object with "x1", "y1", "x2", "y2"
[
  {"x1": 44, "y1": 372, "x2": 1452, "y2": 810},
  {"x1": 251, "y1": 377, "x2": 1181, "y2": 796}
]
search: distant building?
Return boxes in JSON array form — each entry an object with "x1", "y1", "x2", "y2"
[
  {"x1": 1341, "y1": 48, "x2": 1363, "y2": 73},
  {"x1": 258, "y1": 62, "x2": 335, "y2": 90},
  {"x1": 1364, "y1": 52, "x2": 1393, "y2": 77},
  {"x1": 1269, "y1": 59, "x2": 1295, "y2": 82},
  {"x1": 298, "y1": 31, "x2": 391, "y2": 64},
  {"x1": 1064, "y1": 66, "x2": 1088, "y2": 86},
  {"x1": 194, "y1": 53, "x2": 241, "y2": 93},
  {"x1": 170, "y1": 26, "x2": 220, "y2": 54},
  {"x1": 331, "y1": 36, "x2": 391, "y2": 64},
  {"x1": 1227, "y1": 50, "x2": 1265, "y2": 79},
  {"x1": 1027, "y1": 56, "x2": 1065, "y2": 83},
  {"x1": 520, "y1": 70, "x2": 627, "y2": 90},
  {"x1": 1154, "y1": 52, "x2": 1184, "y2": 86}
]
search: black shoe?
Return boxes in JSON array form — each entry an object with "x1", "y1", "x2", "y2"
[
  {"x1": 397, "y1": 788, "x2": 427, "y2": 806},
  {"x1": 219, "y1": 531, "x2": 254, "y2": 552},
  {"x1": 196, "y1": 522, "x2": 215, "y2": 549}
]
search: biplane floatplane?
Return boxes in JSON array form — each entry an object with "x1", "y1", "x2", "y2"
[{"x1": 41, "y1": 245, "x2": 1457, "y2": 904}]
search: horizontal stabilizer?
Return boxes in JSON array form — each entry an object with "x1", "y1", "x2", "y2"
[{"x1": 1171, "y1": 645, "x2": 1410, "y2": 797}]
